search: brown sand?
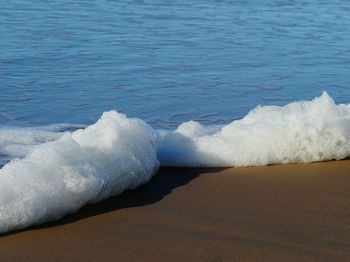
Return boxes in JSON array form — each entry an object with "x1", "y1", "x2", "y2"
[{"x1": 1, "y1": 160, "x2": 350, "y2": 261}]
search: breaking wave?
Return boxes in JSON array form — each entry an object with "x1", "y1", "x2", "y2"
[
  {"x1": 1, "y1": 92, "x2": 350, "y2": 233},
  {"x1": 158, "y1": 91, "x2": 350, "y2": 166}
]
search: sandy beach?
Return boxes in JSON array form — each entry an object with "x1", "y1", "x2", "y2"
[{"x1": 1, "y1": 160, "x2": 350, "y2": 261}]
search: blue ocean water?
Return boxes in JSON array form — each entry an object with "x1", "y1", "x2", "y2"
[
  {"x1": 3, "y1": 0, "x2": 350, "y2": 234},
  {"x1": 1, "y1": 0, "x2": 350, "y2": 128}
]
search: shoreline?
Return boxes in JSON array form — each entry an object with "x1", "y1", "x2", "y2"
[{"x1": 1, "y1": 160, "x2": 350, "y2": 261}]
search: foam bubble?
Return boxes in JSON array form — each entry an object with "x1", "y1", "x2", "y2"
[
  {"x1": 0, "y1": 124, "x2": 86, "y2": 165},
  {"x1": 158, "y1": 92, "x2": 350, "y2": 166},
  {"x1": 0, "y1": 111, "x2": 159, "y2": 234},
  {"x1": 1, "y1": 92, "x2": 350, "y2": 234}
]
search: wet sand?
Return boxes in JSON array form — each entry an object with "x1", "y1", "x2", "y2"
[{"x1": 1, "y1": 160, "x2": 350, "y2": 261}]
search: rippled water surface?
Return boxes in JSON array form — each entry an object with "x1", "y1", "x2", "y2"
[{"x1": 1, "y1": 0, "x2": 350, "y2": 128}]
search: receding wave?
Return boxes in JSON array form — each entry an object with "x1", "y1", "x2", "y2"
[{"x1": 1, "y1": 92, "x2": 350, "y2": 234}]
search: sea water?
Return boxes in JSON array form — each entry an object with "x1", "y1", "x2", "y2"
[
  {"x1": 2, "y1": 0, "x2": 350, "y2": 128},
  {"x1": 1, "y1": 0, "x2": 350, "y2": 233}
]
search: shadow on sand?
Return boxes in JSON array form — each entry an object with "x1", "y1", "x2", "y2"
[{"x1": 4, "y1": 167, "x2": 226, "y2": 236}]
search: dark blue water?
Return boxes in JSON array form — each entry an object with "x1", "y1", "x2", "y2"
[{"x1": 1, "y1": 0, "x2": 350, "y2": 128}]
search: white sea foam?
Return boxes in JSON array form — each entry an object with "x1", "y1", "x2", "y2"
[
  {"x1": 158, "y1": 92, "x2": 350, "y2": 166},
  {"x1": 0, "y1": 124, "x2": 86, "y2": 164},
  {"x1": 1, "y1": 92, "x2": 350, "y2": 234},
  {"x1": 0, "y1": 111, "x2": 159, "y2": 234}
]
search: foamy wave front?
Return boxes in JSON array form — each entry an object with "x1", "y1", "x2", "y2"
[
  {"x1": 1, "y1": 92, "x2": 350, "y2": 234},
  {"x1": 0, "y1": 111, "x2": 159, "y2": 234},
  {"x1": 159, "y1": 91, "x2": 350, "y2": 166}
]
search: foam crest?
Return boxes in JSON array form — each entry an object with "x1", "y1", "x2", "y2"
[
  {"x1": 1, "y1": 92, "x2": 350, "y2": 234},
  {"x1": 158, "y1": 92, "x2": 350, "y2": 166},
  {"x1": 0, "y1": 111, "x2": 159, "y2": 234}
]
